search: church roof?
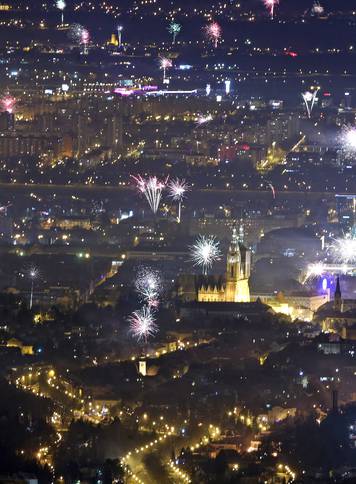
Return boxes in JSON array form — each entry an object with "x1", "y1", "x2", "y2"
[
  {"x1": 181, "y1": 300, "x2": 271, "y2": 315},
  {"x1": 314, "y1": 300, "x2": 356, "y2": 320},
  {"x1": 196, "y1": 274, "x2": 225, "y2": 291}
]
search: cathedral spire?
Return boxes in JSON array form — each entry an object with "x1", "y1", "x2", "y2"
[
  {"x1": 229, "y1": 226, "x2": 240, "y2": 254},
  {"x1": 334, "y1": 276, "x2": 342, "y2": 312},
  {"x1": 238, "y1": 221, "x2": 245, "y2": 244}
]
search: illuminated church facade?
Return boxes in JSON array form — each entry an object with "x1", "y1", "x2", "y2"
[{"x1": 197, "y1": 228, "x2": 251, "y2": 303}]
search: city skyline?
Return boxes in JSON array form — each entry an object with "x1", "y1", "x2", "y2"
[{"x1": 0, "y1": 1, "x2": 355, "y2": 483}]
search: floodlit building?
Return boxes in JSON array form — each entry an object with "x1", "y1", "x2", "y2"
[{"x1": 197, "y1": 227, "x2": 251, "y2": 303}]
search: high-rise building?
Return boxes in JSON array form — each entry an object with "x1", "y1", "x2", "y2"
[
  {"x1": 266, "y1": 113, "x2": 300, "y2": 145},
  {"x1": 104, "y1": 114, "x2": 123, "y2": 154},
  {"x1": 335, "y1": 194, "x2": 356, "y2": 233}
]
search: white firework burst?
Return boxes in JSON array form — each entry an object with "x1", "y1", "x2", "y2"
[
  {"x1": 168, "y1": 178, "x2": 189, "y2": 223},
  {"x1": 196, "y1": 114, "x2": 213, "y2": 126},
  {"x1": 302, "y1": 88, "x2": 319, "y2": 119},
  {"x1": 168, "y1": 178, "x2": 189, "y2": 202},
  {"x1": 330, "y1": 236, "x2": 356, "y2": 264},
  {"x1": 129, "y1": 307, "x2": 158, "y2": 342},
  {"x1": 56, "y1": 0, "x2": 66, "y2": 10},
  {"x1": 135, "y1": 267, "x2": 162, "y2": 306},
  {"x1": 69, "y1": 23, "x2": 84, "y2": 42},
  {"x1": 340, "y1": 125, "x2": 356, "y2": 159},
  {"x1": 312, "y1": 1, "x2": 324, "y2": 14},
  {"x1": 304, "y1": 261, "x2": 325, "y2": 283},
  {"x1": 189, "y1": 235, "x2": 221, "y2": 275},
  {"x1": 24, "y1": 264, "x2": 41, "y2": 310},
  {"x1": 26, "y1": 265, "x2": 40, "y2": 280}
]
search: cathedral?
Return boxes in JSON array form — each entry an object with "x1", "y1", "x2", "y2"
[
  {"x1": 197, "y1": 227, "x2": 251, "y2": 303},
  {"x1": 179, "y1": 228, "x2": 251, "y2": 304}
]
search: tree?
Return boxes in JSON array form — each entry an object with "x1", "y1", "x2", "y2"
[{"x1": 102, "y1": 458, "x2": 124, "y2": 484}]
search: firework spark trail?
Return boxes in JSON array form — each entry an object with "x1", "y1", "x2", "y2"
[
  {"x1": 168, "y1": 21, "x2": 181, "y2": 44},
  {"x1": 117, "y1": 25, "x2": 123, "y2": 46},
  {"x1": 340, "y1": 125, "x2": 356, "y2": 159},
  {"x1": 25, "y1": 265, "x2": 41, "y2": 309},
  {"x1": 159, "y1": 57, "x2": 173, "y2": 81},
  {"x1": 131, "y1": 175, "x2": 168, "y2": 214},
  {"x1": 168, "y1": 178, "x2": 189, "y2": 223},
  {"x1": 267, "y1": 182, "x2": 276, "y2": 199},
  {"x1": 196, "y1": 114, "x2": 213, "y2": 126},
  {"x1": 204, "y1": 22, "x2": 222, "y2": 48},
  {"x1": 135, "y1": 267, "x2": 162, "y2": 307},
  {"x1": 302, "y1": 89, "x2": 319, "y2": 119},
  {"x1": 263, "y1": 0, "x2": 279, "y2": 19},
  {"x1": 129, "y1": 306, "x2": 158, "y2": 342},
  {"x1": 81, "y1": 28, "x2": 90, "y2": 54},
  {"x1": 56, "y1": 0, "x2": 66, "y2": 24},
  {"x1": 189, "y1": 235, "x2": 222, "y2": 275}
]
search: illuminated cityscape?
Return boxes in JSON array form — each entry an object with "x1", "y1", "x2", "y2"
[{"x1": 0, "y1": 0, "x2": 355, "y2": 483}]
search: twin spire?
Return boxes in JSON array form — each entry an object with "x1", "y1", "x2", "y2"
[{"x1": 229, "y1": 226, "x2": 241, "y2": 256}]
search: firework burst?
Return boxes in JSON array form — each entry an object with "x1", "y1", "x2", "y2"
[
  {"x1": 304, "y1": 261, "x2": 325, "y2": 283},
  {"x1": 129, "y1": 306, "x2": 158, "y2": 342},
  {"x1": 189, "y1": 235, "x2": 221, "y2": 275},
  {"x1": 340, "y1": 125, "x2": 356, "y2": 159},
  {"x1": 81, "y1": 28, "x2": 90, "y2": 54},
  {"x1": 263, "y1": 0, "x2": 279, "y2": 19},
  {"x1": 56, "y1": 0, "x2": 66, "y2": 10},
  {"x1": 24, "y1": 264, "x2": 41, "y2": 309},
  {"x1": 312, "y1": 1, "x2": 324, "y2": 14},
  {"x1": 302, "y1": 89, "x2": 319, "y2": 119},
  {"x1": 168, "y1": 21, "x2": 181, "y2": 44},
  {"x1": 135, "y1": 266, "x2": 162, "y2": 307},
  {"x1": 1, "y1": 94, "x2": 16, "y2": 114},
  {"x1": 204, "y1": 22, "x2": 222, "y2": 48},
  {"x1": 330, "y1": 235, "x2": 356, "y2": 264},
  {"x1": 69, "y1": 23, "x2": 83, "y2": 42},
  {"x1": 196, "y1": 114, "x2": 213, "y2": 126},
  {"x1": 168, "y1": 178, "x2": 189, "y2": 223},
  {"x1": 159, "y1": 56, "x2": 173, "y2": 81},
  {"x1": 56, "y1": 0, "x2": 66, "y2": 24},
  {"x1": 168, "y1": 178, "x2": 189, "y2": 202},
  {"x1": 69, "y1": 24, "x2": 90, "y2": 53},
  {"x1": 131, "y1": 175, "x2": 168, "y2": 214}
]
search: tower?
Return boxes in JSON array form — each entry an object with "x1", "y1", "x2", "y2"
[
  {"x1": 225, "y1": 227, "x2": 241, "y2": 302},
  {"x1": 224, "y1": 227, "x2": 250, "y2": 302},
  {"x1": 197, "y1": 227, "x2": 251, "y2": 303},
  {"x1": 334, "y1": 276, "x2": 342, "y2": 312}
]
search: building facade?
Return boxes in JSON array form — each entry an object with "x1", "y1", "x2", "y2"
[{"x1": 197, "y1": 228, "x2": 251, "y2": 303}]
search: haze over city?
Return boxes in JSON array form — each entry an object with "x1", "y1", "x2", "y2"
[{"x1": 0, "y1": 1, "x2": 355, "y2": 483}]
